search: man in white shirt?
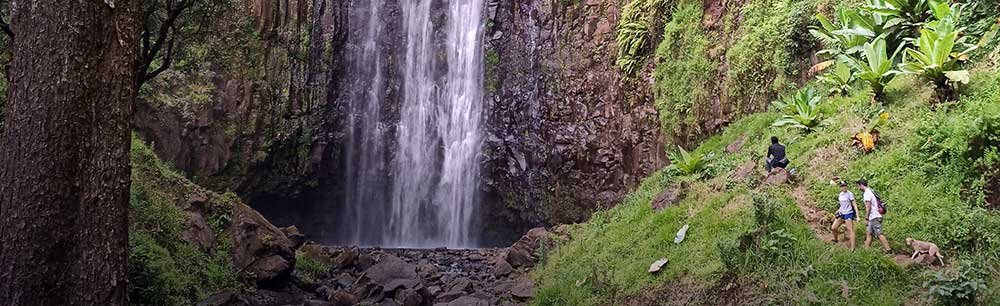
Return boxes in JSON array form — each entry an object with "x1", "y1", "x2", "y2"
[{"x1": 858, "y1": 179, "x2": 890, "y2": 253}]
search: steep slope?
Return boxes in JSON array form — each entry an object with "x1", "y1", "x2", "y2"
[
  {"x1": 129, "y1": 136, "x2": 299, "y2": 305},
  {"x1": 530, "y1": 68, "x2": 1000, "y2": 305}
]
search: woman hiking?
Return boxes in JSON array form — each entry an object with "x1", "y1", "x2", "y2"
[{"x1": 831, "y1": 180, "x2": 860, "y2": 251}]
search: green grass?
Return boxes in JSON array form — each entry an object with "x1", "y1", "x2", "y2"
[
  {"x1": 533, "y1": 67, "x2": 1000, "y2": 305},
  {"x1": 295, "y1": 251, "x2": 331, "y2": 284}
]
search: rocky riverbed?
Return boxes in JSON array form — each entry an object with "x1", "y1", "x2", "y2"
[{"x1": 199, "y1": 228, "x2": 558, "y2": 306}]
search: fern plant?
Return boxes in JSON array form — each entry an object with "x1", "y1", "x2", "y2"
[
  {"x1": 899, "y1": 3, "x2": 977, "y2": 102},
  {"x1": 615, "y1": 0, "x2": 671, "y2": 76},
  {"x1": 839, "y1": 37, "x2": 904, "y2": 103},
  {"x1": 772, "y1": 88, "x2": 827, "y2": 132},
  {"x1": 668, "y1": 146, "x2": 709, "y2": 176}
]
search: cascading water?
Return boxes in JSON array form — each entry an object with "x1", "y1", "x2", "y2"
[
  {"x1": 340, "y1": 0, "x2": 390, "y2": 244},
  {"x1": 339, "y1": 0, "x2": 485, "y2": 248}
]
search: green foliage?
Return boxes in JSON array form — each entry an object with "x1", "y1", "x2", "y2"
[
  {"x1": 771, "y1": 87, "x2": 827, "y2": 132},
  {"x1": 616, "y1": 0, "x2": 672, "y2": 76},
  {"x1": 295, "y1": 252, "x2": 331, "y2": 284},
  {"x1": 129, "y1": 137, "x2": 239, "y2": 306},
  {"x1": 924, "y1": 261, "x2": 989, "y2": 305},
  {"x1": 817, "y1": 61, "x2": 857, "y2": 95},
  {"x1": 811, "y1": 7, "x2": 878, "y2": 57},
  {"x1": 667, "y1": 145, "x2": 710, "y2": 176},
  {"x1": 899, "y1": 3, "x2": 976, "y2": 102},
  {"x1": 862, "y1": 0, "x2": 944, "y2": 37},
  {"x1": 724, "y1": 0, "x2": 815, "y2": 114},
  {"x1": 535, "y1": 68, "x2": 1000, "y2": 305},
  {"x1": 839, "y1": 37, "x2": 903, "y2": 102},
  {"x1": 652, "y1": 0, "x2": 715, "y2": 142}
]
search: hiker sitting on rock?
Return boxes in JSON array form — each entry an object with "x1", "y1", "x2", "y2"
[{"x1": 766, "y1": 136, "x2": 789, "y2": 172}]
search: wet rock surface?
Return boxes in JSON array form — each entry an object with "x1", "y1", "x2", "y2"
[
  {"x1": 278, "y1": 247, "x2": 532, "y2": 306},
  {"x1": 202, "y1": 227, "x2": 564, "y2": 306}
]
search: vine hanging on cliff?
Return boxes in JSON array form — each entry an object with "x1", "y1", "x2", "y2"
[{"x1": 615, "y1": 0, "x2": 672, "y2": 77}]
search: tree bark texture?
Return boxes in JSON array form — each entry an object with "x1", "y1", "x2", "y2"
[{"x1": 0, "y1": 1, "x2": 141, "y2": 305}]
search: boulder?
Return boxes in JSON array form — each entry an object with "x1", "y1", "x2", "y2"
[
  {"x1": 303, "y1": 300, "x2": 333, "y2": 306},
  {"x1": 280, "y1": 225, "x2": 306, "y2": 249},
  {"x1": 726, "y1": 135, "x2": 747, "y2": 153},
  {"x1": 493, "y1": 258, "x2": 513, "y2": 277},
  {"x1": 333, "y1": 247, "x2": 360, "y2": 269},
  {"x1": 433, "y1": 296, "x2": 490, "y2": 306},
  {"x1": 764, "y1": 168, "x2": 791, "y2": 185},
  {"x1": 357, "y1": 253, "x2": 375, "y2": 270},
  {"x1": 252, "y1": 255, "x2": 293, "y2": 283},
  {"x1": 651, "y1": 185, "x2": 684, "y2": 211},
  {"x1": 731, "y1": 160, "x2": 756, "y2": 181},
  {"x1": 511, "y1": 277, "x2": 535, "y2": 299},
  {"x1": 299, "y1": 243, "x2": 336, "y2": 266},
  {"x1": 327, "y1": 290, "x2": 358, "y2": 306},
  {"x1": 197, "y1": 291, "x2": 249, "y2": 306},
  {"x1": 364, "y1": 255, "x2": 420, "y2": 292},
  {"x1": 504, "y1": 227, "x2": 551, "y2": 268},
  {"x1": 396, "y1": 288, "x2": 423, "y2": 306},
  {"x1": 227, "y1": 202, "x2": 296, "y2": 285},
  {"x1": 182, "y1": 210, "x2": 216, "y2": 250}
]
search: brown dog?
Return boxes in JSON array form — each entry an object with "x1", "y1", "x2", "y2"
[{"x1": 906, "y1": 237, "x2": 945, "y2": 266}]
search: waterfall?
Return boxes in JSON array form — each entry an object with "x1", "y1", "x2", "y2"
[
  {"x1": 339, "y1": 0, "x2": 485, "y2": 248},
  {"x1": 340, "y1": 0, "x2": 390, "y2": 244}
]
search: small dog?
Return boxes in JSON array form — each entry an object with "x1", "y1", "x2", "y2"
[{"x1": 906, "y1": 237, "x2": 945, "y2": 266}]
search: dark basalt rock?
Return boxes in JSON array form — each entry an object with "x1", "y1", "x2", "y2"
[{"x1": 651, "y1": 185, "x2": 684, "y2": 212}]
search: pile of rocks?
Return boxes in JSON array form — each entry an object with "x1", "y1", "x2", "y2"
[{"x1": 201, "y1": 228, "x2": 556, "y2": 306}]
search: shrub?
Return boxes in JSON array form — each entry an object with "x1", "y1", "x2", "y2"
[
  {"x1": 652, "y1": 0, "x2": 715, "y2": 143},
  {"x1": 771, "y1": 87, "x2": 827, "y2": 132},
  {"x1": 616, "y1": 0, "x2": 672, "y2": 76},
  {"x1": 295, "y1": 251, "x2": 330, "y2": 284},
  {"x1": 924, "y1": 261, "x2": 989, "y2": 306},
  {"x1": 839, "y1": 37, "x2": 904, "y2": 102},
  {"x1": 724, "y1": 0, "x2": 814, "y2": 114},
  {"x1": 667, "y1": 146, "x2": 710, "y2": 176},
  {"x1": 817, "y1": 61, "x2": 857, "y2": 96},
  {"x1": 899, "y1": 3, "x2": 976, "y2": 102}
]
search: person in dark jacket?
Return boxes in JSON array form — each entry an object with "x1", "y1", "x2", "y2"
[{"x1": 766, "y1": 136, "x2": 789, "y2": 172}]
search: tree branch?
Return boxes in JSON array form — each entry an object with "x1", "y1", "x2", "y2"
[
  {"x1": 0, "y1": 0, "x2": 12, "y2": 40},
  {"x1": 136, "y1": 0, "x2": 192, "y2": 89}
]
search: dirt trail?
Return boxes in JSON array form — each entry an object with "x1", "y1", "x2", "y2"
[
  {"x1": 790, "y1": 186, "x2": 851, "y2": 248},
  {"x1": 790, "y1": 186, "x2": 930, "y2": 267}
]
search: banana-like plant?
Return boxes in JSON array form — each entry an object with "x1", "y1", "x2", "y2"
[
  {"x1": 816, "y1": 62, "x2": 857, "y2": 96},
  {"x1": 810, "y1": 4, "x2": 906, "y2": 74},
  {"x1": 853, "y1": 111, "x2": 891, "y2": 152},
  {"x1": 863, "y1": 0, "x2": 946, "y2": 35},
  {"x1": 838, "y1": 37, "x2": 904, "y2": 103},
  {"x1": 668, "y1": 146, "x2": 710, "y2": 176},
  {"x1": 771, "y1": 88, "x2": 827, "y2": 132},
  {"x1": 811, "y1": 8, "x2": 872, "y2": 58},
  {"x1": 898, "y1": 3, "x2": 977, "y2": 102}
]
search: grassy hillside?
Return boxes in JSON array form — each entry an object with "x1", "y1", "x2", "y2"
[{"x1": 531, "y1": 67, "x2": 1000, "y2": 305}]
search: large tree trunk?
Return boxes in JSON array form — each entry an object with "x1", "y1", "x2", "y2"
[{"x1": 0, "y1": 1, "x2": 141, "y2": 306}]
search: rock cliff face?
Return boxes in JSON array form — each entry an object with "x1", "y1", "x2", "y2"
[
  {"x1": 136, "y1": 0, "x2": 671, "y2": 243},
  {"x1": 134, "y1": 0, "x2": 348, "y2": 200},
  {"x1": 481, "y1": 0, "x2": 667, "y2": 231}
]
